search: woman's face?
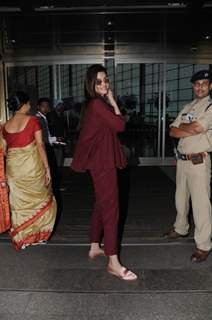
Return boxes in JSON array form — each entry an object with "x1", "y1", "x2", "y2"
[{"x1": 95, "y1": 72, "x2": 109, "y2": 96}]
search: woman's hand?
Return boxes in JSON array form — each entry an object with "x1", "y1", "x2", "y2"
[
  {"x1": 44, "y1": 167, "x2": 51, "y2": 186},
  {"x1": 106, "y1": 89, "x2": 121, "y2": 115},
  {"x1": 106, "y1": 89, "x2": 116, "y2": 106}
]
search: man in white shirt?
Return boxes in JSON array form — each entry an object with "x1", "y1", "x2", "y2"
[{"x1": 164, "y1": 70, "x2": 212, "y2": 262}]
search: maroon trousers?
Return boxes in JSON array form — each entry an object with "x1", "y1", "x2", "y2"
[{"x1": 90, "y1": 167, "x2": 119, "y2": 256}]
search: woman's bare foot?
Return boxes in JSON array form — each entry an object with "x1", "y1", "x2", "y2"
[
  {"x1": 88, "y1": 243, "x2": 105, "y2": 260},
  {"x1": 107, "y1": 266, "x2": 137, "y2": 281},
  {"x1": 107, "y1": 255, "x2": 137, "y2": 281}
]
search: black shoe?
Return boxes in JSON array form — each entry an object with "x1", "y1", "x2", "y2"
[
  {"x1": 163, "y1": 229, "x2": 188, "y2": 239},
  {"x1": 191, "y1": 248, "x2": 211, "y2": 262}
]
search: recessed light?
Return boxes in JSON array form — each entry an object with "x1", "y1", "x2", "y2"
[
  {"x1": 190, "y1": 46, "x2": 198, "y2": 52},
  {"x1": 168, "y1": 2, "x2": 185, "y2": 7}
]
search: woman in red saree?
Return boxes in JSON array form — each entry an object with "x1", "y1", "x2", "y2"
[{"x1": 2, "y1": 91, "x2": 57, "y2": 250}]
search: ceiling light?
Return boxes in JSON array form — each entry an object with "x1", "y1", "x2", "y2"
[
  {"x1": 168, "y1": 2, "x2": 185, "y2": 7},
  {"x1": 35, "y1": 5, "x2": 54, "y2": 11},
  {"x1": 190, "y1": 46, "x2": 198, "y2": 52}
]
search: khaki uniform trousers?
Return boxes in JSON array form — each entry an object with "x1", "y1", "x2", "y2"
[{"x1": 174, "y1": 155, "x2": 212, "y2": 251}]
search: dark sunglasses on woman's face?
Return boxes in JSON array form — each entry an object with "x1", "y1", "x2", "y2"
[{"x1": 95, "y1": 78, "x2": 109, "y2": 86}]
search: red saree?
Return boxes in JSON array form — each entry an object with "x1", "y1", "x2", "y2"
[
  {"x1": 0, "y1": 128, "x2": 10, "y2": 233},
  {"x1": 3, "y1": 117, "x2": 56, "y2": 250}
]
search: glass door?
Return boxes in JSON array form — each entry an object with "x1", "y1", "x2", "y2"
[
  {"x1": 116, "y1": 63, "x2": 164, "y2": 165},
  {"x1": 6, "y1": 62, "x2": 210, "y2": 165},
  {"x1": 116, "y1": 62, "x2": 211, "y2": 165}
]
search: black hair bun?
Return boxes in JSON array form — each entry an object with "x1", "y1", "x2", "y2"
[
  {"x1": 7, "y1": 95, "x2": 20, "y2": 111},
  {"x1": 8, "y1": 91, "x2": 29, "y2": 112}
]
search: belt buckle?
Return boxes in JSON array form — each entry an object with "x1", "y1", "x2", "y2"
[
  {"x1": 190, "y1": 153, "x2": 204, "y2": 165},
  {"x1": 181, "y1": 154, "x2": 187, "y2": 160}
]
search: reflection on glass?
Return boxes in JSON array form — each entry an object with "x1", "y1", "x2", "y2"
[
  {"x1": 6, "y1": 64, "x2": 91, "y2": 158},
  {"x1": 6, "y1": 62, "x2": 210, "y2": 161},
  {"x1": 117, "y1": 63, "x2": 160, "y2": 158},
  {"x1": 117, "y1": 63, "x2": 210, "y2": 159}
]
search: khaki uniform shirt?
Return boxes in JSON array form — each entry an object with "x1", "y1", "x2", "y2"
[{"x1": 170, "y1": 95, "x2": 212, "y2": 154}]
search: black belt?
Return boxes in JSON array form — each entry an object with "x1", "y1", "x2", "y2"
[{"x1": 178, "y1": 153, "x2": 189, "y2": 160}]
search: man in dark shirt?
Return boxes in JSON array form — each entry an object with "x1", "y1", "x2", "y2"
[
  {"x1": 36, "y1": 98, "x2": 62, "y2": 228},
  {"x1": 47, "y1": 100, "x2": 68, "y2": 190}
]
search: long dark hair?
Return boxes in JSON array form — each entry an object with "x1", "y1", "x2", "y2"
[
  {"x1": 8, "y1": 91, "x2": 30, "y2": 112},
  {"x1": 84, "y1": 64, "x2": 108, "y2": 101}
]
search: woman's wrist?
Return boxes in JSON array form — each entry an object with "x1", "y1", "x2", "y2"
[{"x1": 113, "y1": 106, "x2": 121, "y2": 115}]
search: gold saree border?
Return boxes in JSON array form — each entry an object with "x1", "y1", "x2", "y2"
[
  {"x1": 12, "y1": 230, "x2": 52, "y2": 251},
  {"x1": 10, "y1": 195, "x2": 53, "y2": 238}
]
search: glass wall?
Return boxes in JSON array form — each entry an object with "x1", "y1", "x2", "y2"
[
  {"x1": 71, "y1": 64, "x2": 90, "y2": 102},
  {"x1": 116, "y1": 63, "x2": 210, "y2": 159},
  {"x1": 105, "y1": 59, "x2": 115, "y2": 92},
  {"x1": 116, "y1": 63, "x2": 162, "y2": 158},
  {"x1": 37, "y1": 66, "x2": 51, "y2": 98},
  {"x1": 60, "y1": 65, "x2": 71, "y2": 98},
  {"x1": 7, "y1": 65, "x2": 51, "y2": 108},
  {"x1": 166, "y1": 64, "x2": 209, "y2": 120},
  {"x1": 116, "y1": 64, "x2": 140, "y2": 112},
  {"x1": 6, "y1": 62, "x2": 210, "y2": 162},
  {"x1": 6, "y1": 64, "x2": 90, "y2": 157}
]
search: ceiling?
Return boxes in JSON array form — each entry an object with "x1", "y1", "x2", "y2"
[{"x1": 1, "y1": 1, "x2": 212, "y2": 54}]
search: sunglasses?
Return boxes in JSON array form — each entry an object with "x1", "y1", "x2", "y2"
[{"x1": 95, "y1": 77, "x2": 109, "y2": 86}]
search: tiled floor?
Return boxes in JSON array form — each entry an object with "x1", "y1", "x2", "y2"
[{"x1": 0, "y1": 167, "x2": 211, "y2": 320}]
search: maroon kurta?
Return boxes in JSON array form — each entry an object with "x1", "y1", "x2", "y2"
[{"x1": 71, "y1": 97, "x2": 127, "y2": 172}]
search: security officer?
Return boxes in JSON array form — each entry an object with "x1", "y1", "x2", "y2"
[{"x1": 164, "y1": 70, "x2": 212, "y2": 262}]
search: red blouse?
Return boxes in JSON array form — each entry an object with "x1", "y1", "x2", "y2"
[
  {"x1": 2, "y1": 116, "x2": 41, "y2": 148},
  {"x1": 71, "y1": 98, "x2": 127, "y2": 172}
]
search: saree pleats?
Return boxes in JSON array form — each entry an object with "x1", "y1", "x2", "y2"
[{"x1": 6, "y1": 142, "x2": 56, "y2": 250}]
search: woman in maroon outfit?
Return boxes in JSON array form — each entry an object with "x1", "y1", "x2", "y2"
[{"x1": 71, "y1": 64, "x2": 137, "y2": 281}]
